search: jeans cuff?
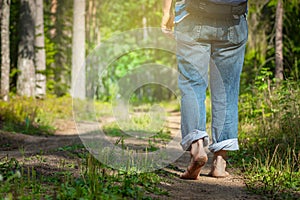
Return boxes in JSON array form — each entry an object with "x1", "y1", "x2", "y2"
[
  {"x1": 208, "y1": 138, "x2": 239, "y2": 153},
  {"x1": 180, "y1": 130, "x2": 209, "y2": 151}
]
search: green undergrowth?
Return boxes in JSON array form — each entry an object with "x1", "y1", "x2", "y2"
[
  {"x1": 0, "y1": 94, "x2": 176, "y2": 136},
  {"x1": 230, "y1": 77, "x2": 300, "y2": 199},
  {"x1": 103, "y1": 121, "x2": 172, "y2": 140},
  {"x1": 0, "y1": 95, "x2": 73, "y2": 135},
  {"x1": 129, "y1": 100, "x2": 180, "y2": 113},
  {"x1": 103, "y1": 119, "x2": 172, "y2": 152},
  {"x1": 103, "y1": 103, "x2": 173, "y2": 146},
  {"x1": 0, "y1": 151, "x2": 168, "y2": 199},
  {"x1": 0, "y1": 95, "x2": 112, "y2": 135}
]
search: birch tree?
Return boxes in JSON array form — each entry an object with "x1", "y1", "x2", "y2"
[
  {"x1": 1, "y1": 0, "x2": 11, "y2": 101},
  {"x1": 275, "y1": 0, "x2": 284, "y2": 80},
  {"x1": 0, "y1": 0, "x2": 2, "y2": 17},
  {"x1": 35, "y1": 0, "x2": 46, "y2": 98},
  {"x1": 17, "y1": 0, "x2": 36, "y2": 97},
  {"x1": 72, "y1": 0, "x2": 86, "y2": 99}
]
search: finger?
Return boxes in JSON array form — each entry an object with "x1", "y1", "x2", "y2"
[
  {"x1": 166, "y1": 15, "x2": 175, "y2": 30},
  {"x1": 161, "y1": 15, "x2": 170, "y2": 28},
  {"x1": 161, "y1": 28, "x2": 175, "y2": 39}
]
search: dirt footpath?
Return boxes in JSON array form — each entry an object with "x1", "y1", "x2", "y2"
[
  {"x1": 0, "y1": 114, "x2": 262, "y2": 199},
  {"x1": 155, "y1": 151, "x2": 261, "y2": 200}
]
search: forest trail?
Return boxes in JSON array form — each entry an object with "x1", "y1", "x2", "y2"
[{"x1": 0, "y1": 113, "x2": 262, "y2": 199}]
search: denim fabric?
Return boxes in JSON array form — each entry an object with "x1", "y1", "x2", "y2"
[
  {"x1": 175, "y1": 1, "x2": 189, "y2": 23},
  {"x1": 175, "y1": 13, "x2": 248, "y2": 152}
]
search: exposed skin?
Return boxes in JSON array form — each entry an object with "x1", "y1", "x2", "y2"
[
  {"x1": 161, "y1": 0, "x2": 174, "y2": 37},
  {"x1": 209, "y1": 150, "x2": 230, "y2": 178},
  {"x1": 180, "y1": 139, "x2": 208, "y2": 180},
  {"x1": 161, "y1": 1, "x2": 230, "y2": 179},
  {"x1": 180, "y1": 141, "x2": 230, "y2": 179}
]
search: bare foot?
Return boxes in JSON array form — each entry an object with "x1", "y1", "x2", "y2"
[
  {"x1": 180, "y1": 139, "x2": 208, "y2": 180},
  {"x1": 209, "y1": 150, "x2": 230, "y2": 178}
]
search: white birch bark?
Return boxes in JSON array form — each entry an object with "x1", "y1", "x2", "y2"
[
  {"x1": 1, "y1": 0, "x2": 11, "y2": 101},
  {"x1": 71, "y1": 0, "x2": 86, "y2": 99},
  {"x1": 17, "y1": 0, "x2": 36, "y2": 97},
  {"x1": 35, "y1": 0, "x2": 46, "y2": 98}
]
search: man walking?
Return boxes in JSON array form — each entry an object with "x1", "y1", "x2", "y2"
[{"x1": 162, "y1": 0, "x2": 248, "y2": 179}]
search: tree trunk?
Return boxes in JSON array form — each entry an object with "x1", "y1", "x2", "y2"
[
  {"x1": 35, "y1": 0, "x2": 46, "y2": 98},
  {"x1": 1, "y1": 0, "x2": 11, "y2": 101},
  {"x1": 50, "y1": 0, "x2": 57, "y2": 37},
  {"x1": 86, "y1": 0, "x2": 101, "y2": 47},
  {"x1": 17, "y1": 0, "x2": 36, "y2": 97},
  {"x1": 275, "y1": 0, "x2": 284, "y2": 80},
  {"x1": 50, "y1": 0, "x2": 68, "y2": 96},
  {"x1": 0, "y1": 0, "x2": 2, "y2": 19},
  {"x1": 72, "y1": 0, "x2": 86, "y2": 99}
]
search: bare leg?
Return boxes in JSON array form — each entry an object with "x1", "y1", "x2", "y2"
[
  {"x1": 209, "y1": 150, "x2": 229, "y2": 178},
  {"x1": 180, "y1": 139, "x2": 208, "y2": 180}
]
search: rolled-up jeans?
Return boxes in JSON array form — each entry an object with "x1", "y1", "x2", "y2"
[{"x1": 175, "y1": 13, "x2": 248, "y2": 152}]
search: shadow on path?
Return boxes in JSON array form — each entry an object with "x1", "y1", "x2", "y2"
[{"x1": 0, "y1": 113, "x2": 263, "y2": 199}]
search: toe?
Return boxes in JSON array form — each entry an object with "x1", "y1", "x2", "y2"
[{"x1": 180, "y1": 171, "x2": 200, "y2": 180}]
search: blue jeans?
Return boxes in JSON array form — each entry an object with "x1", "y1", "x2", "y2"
[{"x1": 175, "y1": 13, "x2": 248, "y2": 152}]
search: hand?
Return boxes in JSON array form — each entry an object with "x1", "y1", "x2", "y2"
[{"x1": 161, "y1": 13, "x2": 174, "y2": 38}]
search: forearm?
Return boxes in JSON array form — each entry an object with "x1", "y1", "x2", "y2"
[
  {"x1": 163, "y1": 0, "x2": 173, "y2": 15},
  {"x1": 161, "y1": 0, "x2": 174, "y2": 35}
]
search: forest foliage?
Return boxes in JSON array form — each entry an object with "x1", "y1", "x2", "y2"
[
  {"x1": 0, "y1": 0, "x2": 299, "y2": 98},
  {"x1": 0, "y1": 0, "x2": 299, "y2": 199}
]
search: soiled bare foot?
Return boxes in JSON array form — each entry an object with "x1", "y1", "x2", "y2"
[
  {"x1": 180, "y1": 139, "x2": 208, "y2": 180},
  {"x1": 209, "y1": 150, "x2": 230, "y2": 178}
]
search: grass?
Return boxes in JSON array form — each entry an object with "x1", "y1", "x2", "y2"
[
  {"x1": 243, "y1": 146, "x2": 300, "y2": 198},
  {"x1": 0, "y1": 147, "x2": 168, "y2": 200},
  {"x1": 102, "y1": 118, "x2": 172, "y2": 153},
  {"x1": 103, "y1": 120, "x2": 172, "y2": 140},
  {"x1": 102, "y1": 102, "x2": 173, "y2": 153},
  {"x1": 0, "y1": 95, "x2": 73, "y2": 135},
  {"x1": 0, "y1": 96, "x2": 171, "y2": 199},
  {"x1": 229, "y1": 79, "x2": 300, "y2": 199},
  {"x1": 1, "y1": 79, "x2": 299, "y2": 199}
]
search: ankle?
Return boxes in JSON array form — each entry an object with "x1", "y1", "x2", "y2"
[
  {"x1": 214, "y1": 150, "x2": 227, "y2": 160},
  {"x1": 192, "y1": 138, "x2": 204, "y2": 145},
  {"x1": 213, "y1": 155, "x2": 226, "y2": 166},
  {"x1": 190, "y1": 139, "x2": 207, "y2": 158},
  {"x1": 212, "y1": 150, "x2": 227, "y2": 170}
]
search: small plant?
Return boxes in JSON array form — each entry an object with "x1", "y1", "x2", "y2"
[
  {"x1": 233, "y1": 79, "x2": 300, "y2": 199},
  {"x1": 0, "y1": 152, "x2": 168, "y2": 199},
  {"x1": 0, "y1": 95, "x2": 73, "y2": 135}
]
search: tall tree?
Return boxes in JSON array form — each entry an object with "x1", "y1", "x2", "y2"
[
  {"x1": 0, "y1": 0, "x2": 2, "y2": 23},
  {"x1": 35, "y1": 0, "x2": 46, "y2": 98},
  {"x1": 1, "y1": 0, "x2": 11, "y2": 101},
  {"x1": 86, "y1": 0, "x2": 101, "y2": 50},
  {"x1": 275, "y1": 0, "x2": 284, "y2": 80},
  {"x1": 17, "y1": 0, "x2": 36, "y2": 97},
  {"x1": 46, "y1": 0, "x2": 73, "y2": 96},
  {"x1": 72, "y1": 0, "x2": 86, "y2": 99}
]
